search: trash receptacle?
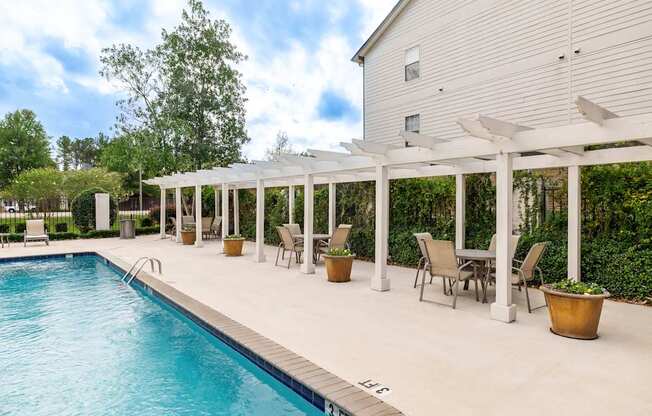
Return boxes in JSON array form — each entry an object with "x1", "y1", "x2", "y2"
[{"x1": 120, "y1": 219, "x2": 136, "y2": 239}]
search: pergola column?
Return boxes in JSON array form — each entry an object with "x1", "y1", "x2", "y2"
[
  {"x1": 194, "y1": 184, "x2": 203, "y2": 247},
  {"x1": 301, "y1": 174, "x2": 315, "y2": 274},
  {"x1": 288, "y1": 185, "x2": 295, "y2": 224},
  {"x1": 221, "y1": 184, "x2": 230, "y2": 243},
  {"x1": 233, "y1": 189, "x2": 240, "y2": 235},
  {"x1": 255, "y1": 179, "x2": 265, "y2": 262},
  {"x1": 455, "y1": 174, "x2": 465, "y2": 250},
  {"x1": 568, "y1": 165, "x2": 581, "y2": 281},
  {"x1": 372, "y1": 165, "x2": 390, "y2": 291},
  {"x1": 328, "y1": 182, "x2": 336, "y2": 235},
  {"x1": 159, "y1": 187, "x2": 166, "y2": 239},
  {"x1": 491, "y1": 153, "x2": 517, "y2": 322},
  {"x1": 175, "y1": 187, "x2": 182, "y2": 243},
  {"x1": 214, "y1": 186, "x2": 220, "y2": 218}
]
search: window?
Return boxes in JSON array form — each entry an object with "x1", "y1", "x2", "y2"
[
  {"x1": 405, "y1": 114, "x2": 420, "y2": 134},
  {"x1": 404, "y1": 46, "x2": 420, "y2": 81}
]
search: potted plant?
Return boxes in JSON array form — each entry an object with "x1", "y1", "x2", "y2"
[
  {"x1": 180, "y1": 225, "x2": 196, "y2": 245},
  {"x1": 223, "y1": 234, "x2": 245, "y2": 256},
  {"x1": 323, "y1": 248, "x2": 354, "y2": 283},
  {"x1": 540, "y1": 279, "x2": 610, "y2": 340}
]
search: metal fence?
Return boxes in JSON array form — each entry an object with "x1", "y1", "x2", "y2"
[{"x1": 0, "y1": 196, "x2": 157, "y2": 235}]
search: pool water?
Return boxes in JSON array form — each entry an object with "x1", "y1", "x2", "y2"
[{"x1": 0, "y1": 255, "x2": 321, "y2": 416}]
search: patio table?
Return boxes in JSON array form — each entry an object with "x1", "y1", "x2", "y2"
[
  {"x1": 456, "y1": 249, "x2": 495, "y2": 303},
  {"x1": 295, "y1": 234, "x2": 331, "y2": 261}
]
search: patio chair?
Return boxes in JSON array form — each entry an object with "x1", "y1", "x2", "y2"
[
  {"x1": 24, "y1": 219, "x2": 49, "y2": 246},
  {"x1": 182, "y1": 215, "x2": 195, "y2": 227},
  {"x1": 512, "y1": 242, "x2": 548, "y2": 313},
  {"x1": 169, "y1": 217, "x2": 177, "y2": 236},
  {"x1": 283, "y1": 223, "x2": 302, "y2": 238},
  {"x1": 201, "y1": 217, "x2": 214, "y2": 239},
  {"x1": 413, "y1": 232, "x2": 450, "y2": 293},
  {"x1": 212, "y1": 216, "x2": 222, "y2": 239},
  {"x1": 316, "y1": 224, "x2": 352, "y2": 261},
  {"x1": 419, "y1": 240, "x2": 476, "y2": 309},
  {"x1": 275, "y1": 226, "x2": 303, "y2": 268},
  {"x1": 488, "y1": 234, "x2": 521, "y2": 260}
]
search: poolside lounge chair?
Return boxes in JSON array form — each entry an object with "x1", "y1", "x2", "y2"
[
  {"x1": 275, "y1": 226, "x2": 303, "y2": 268},
  {"x1": 419, "y1": 240, "x2": 476, "y2": 309},
  {"x1": 24, "y1": 219, "x2": 49, "y2": 246},
  {"x1": 316, "y1": 224, "x2": 352, "y2": 261}
]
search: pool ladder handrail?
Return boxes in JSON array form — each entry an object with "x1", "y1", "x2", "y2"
[{"x1": 121, "y1": 257, "x2": 162, "y2": 285}]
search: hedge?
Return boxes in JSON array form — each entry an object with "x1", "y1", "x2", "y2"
[
  {"x1": 3, "y1": 227, "x2": 160, "y2": 243},
  {"x1": 236, "y1": 164, "x2": 652, "y2": 301}
]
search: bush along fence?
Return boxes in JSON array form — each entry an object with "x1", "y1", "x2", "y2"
[
  {"x1": 234, "y1": 164, "x2": 652, "y2": 302},
  {"x1": 0, "y1": 194, "x2": 157, "y2": 238}
]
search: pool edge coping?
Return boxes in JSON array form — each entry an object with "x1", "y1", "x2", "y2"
[{"x1": 2, "y1": 251, "x2": 404, "y2": 416}]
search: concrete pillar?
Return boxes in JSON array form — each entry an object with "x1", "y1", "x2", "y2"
[
  {"x1": 233, "y1": 188, "x2": 240, "y2": 235},
  {"x1": 214, "y1": 186, "x2": 220, "y2": 218},
  {"x1": 301, "y1": 174, "x2": 315, "y2": 274},
  {"x1": 372, "y1": 165, "x2": 390, "y2": 291},
  {"x1": 222, "y1": 184, "x2": 230, "y2": 244},
  {"x1": 175, "y1": 187, "x2": 182, "y2": 243},
  {"x1": 568, "y1": 165, "x2": 581, "y2": 281},
  {"x1": 455, "y1": 174, "x2": 465, "y2": 250},
  {"x1": 328, "y1": 182, "x2": 336, "y2": 235},
  {"x1": 255, "y1": 179, "x2": 265, "y2": 262},
  {"x1": 160, "y1": 187, "x2": 166, "y2": 239},
  {"x1": 194, "y1": 184, "x2": 203, "y2": 247},
  {"x1": 288, "y1": 184, "x2": 295, "y2": 224},
  {"x1": 491, "y1": 153, "x2": 516, "y2": 323}
]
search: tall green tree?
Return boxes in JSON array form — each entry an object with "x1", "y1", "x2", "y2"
[
  {"x1": 0, "y1": 109, "x2": 54, "y2": 188},
  {"x1": 99, "y1": 0, "x2": 249, "y2": 175},
  {"x1": 56, "y1": 136, "x2": 73, "y2": 171}
]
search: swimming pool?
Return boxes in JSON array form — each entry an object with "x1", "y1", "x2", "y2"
[{"x1": 0, "y1": 254, "x2": 322, "y2": 416}]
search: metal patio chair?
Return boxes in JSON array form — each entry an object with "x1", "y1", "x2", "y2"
[{"x1": 275, "y1": 226, "x2": 304, "y2": 268}]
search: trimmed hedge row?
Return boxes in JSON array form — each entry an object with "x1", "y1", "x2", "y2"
[{"x1": 3, "y1": 226, "x2": 160, "y2": 242}]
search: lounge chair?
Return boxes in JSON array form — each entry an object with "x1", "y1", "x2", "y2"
[
  {"x1": 419, "y1": 240, "x2": 477, "y2": 309},
  {"x1": 24, "y1": 219, "x2": 49, "y2": 246},
  {"x1": 316, "y1": 224, "x2": 352, "y2": 261},
  {"x1": 275, "y1": 226, "x2": 303, "y2": 268}
]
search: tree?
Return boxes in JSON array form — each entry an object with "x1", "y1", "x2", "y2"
[
  {"x1": 56, "y1": 136, "x2": 73, "y2": 171},
  {"x1": 61, "y1": 168, "x2": 126, "y2": 202},
  {"x1": 1, "y1": 168, "x2": 62, "y2": 202},
  {"x1": 0, "y1": 109, "x2": 55, "y2": 189},
  {"x1": 70, "y1": 137, "x2": 102, "y2": 169},
  {"x1": 99, "y1": 0, "x2": 249, "y2": 175},
  {"x1": 265, "y1": 131, "x2": 295, "y2": 160}
]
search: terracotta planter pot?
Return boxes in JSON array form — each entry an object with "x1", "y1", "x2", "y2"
[
  {"x1": 541, "y1": 285, "x2": 610, "y2": 340},
  {"x1": 323, "y1": 255, "x2": 353, "y2": 283},
  {"x1": 223, "y1": 239, "x2": 244, "y2": 256},
  {"x1": 180, "y1": 230, "x2": 196, "y2": 245}
]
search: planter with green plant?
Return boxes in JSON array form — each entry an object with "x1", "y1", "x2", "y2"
[
  {"x1": 223, "y1": 234, "x2": 245, "y2": 256},
  {"x1": 323, "y1": 248, "x2": 354, "y2": 283},
  {"x1": 180, "y1": 225, "x2": 196, "y2": 245},
  {"x1": 540, "y1": 279, "x2": 610, "y2": 340}
]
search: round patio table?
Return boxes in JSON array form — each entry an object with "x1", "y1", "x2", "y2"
[{"x1": 456, "y1": 249, "x2": 495, "y2": 303}]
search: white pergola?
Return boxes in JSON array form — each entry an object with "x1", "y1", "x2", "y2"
[{"x1": 147, "y1": 97, "x2": 652, "y2": 323}]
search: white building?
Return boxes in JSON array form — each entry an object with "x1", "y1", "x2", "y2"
[{"x1": 353, "y1": 0, "x2": 652, "y2": 145}]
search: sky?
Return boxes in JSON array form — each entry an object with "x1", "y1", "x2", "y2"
[{"x1": 0, "y1": 0, "x2": 397, "y2": 160}]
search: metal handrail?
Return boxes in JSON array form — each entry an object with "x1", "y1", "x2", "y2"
[{"x1": 122, "y1": 257, "x2": 162, "y2": 285}]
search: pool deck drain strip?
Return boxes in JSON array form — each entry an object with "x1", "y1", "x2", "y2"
[{"x1": 97, "y1": 251, "x2": 405, "y2": 416}]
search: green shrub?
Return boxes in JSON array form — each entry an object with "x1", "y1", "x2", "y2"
[
  {"x1": 140, "y1": 217, "x2": 153, "y2": 227},
  {"x1": 0, "y1": 224, "x2": 9, "y2": 233},
  {"x1": 50, "y1": 232, "x2": 79, "y2": 241},
  {"x1": 549, "y1": 279, "x2": 605, "y2": 295},
  {"x1": 70, "y1": 188, "x2": 118, "y2": 233},
  {"x1": 136, "y1": 226, "x2": 159, "y2": 235},
  {"x1": 82, "y1": 229, "x2": 120, "y2": 239},
  {"x1": 55, "y1": 222, "x2": 68, "y2": 232},
  {"x1": 327, "y1": 248, "x2": 352, "y2": 256},
  {"x1": 15, "y1": 223, "x2": 26, "y2": 233}
]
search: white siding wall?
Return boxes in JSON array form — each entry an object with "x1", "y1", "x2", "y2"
[{"x1": 362, "y1": 0, "x2": 652, "y2": 144}]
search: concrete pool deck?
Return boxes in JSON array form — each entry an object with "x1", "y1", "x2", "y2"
[{"x1": 2, "y1": 235, "x2": 651, "y2": 416}]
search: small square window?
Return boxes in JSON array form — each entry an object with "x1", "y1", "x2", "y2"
[
  {"x1": 405, "y1": 114, "x2": 420, "y2": 134},
  {"x1": 405, "y1": 46, "x2": 420, "y2": 81}
]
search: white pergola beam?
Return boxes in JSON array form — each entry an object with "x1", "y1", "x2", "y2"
[
  {"x1": 479, "y1": 116, "x2": 533, "y2": 138},
  {"x1": 576, "y1": 96, "x2": 618, "y2": 125},
  {"x1": 400, "y1": 130, "x2": 448, "y2": 149}
]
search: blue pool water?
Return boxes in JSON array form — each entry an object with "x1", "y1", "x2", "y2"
[{"x1": 0, "y1": 255, "x2": 321, "y2": 416}]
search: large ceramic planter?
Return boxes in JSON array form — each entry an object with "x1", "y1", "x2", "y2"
[
  {"x1": 323, "y1": 255, "x2": 353, "y2": 283},
  {"x1": 223, "y1": 238, "x2": 245, "y2": 256},
  {"x1": 180, "y1": 230, "x2": 196, "y2": 245},
  {"x1": 541, "y1": 285, "x2": 610, "y2": 340}
]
